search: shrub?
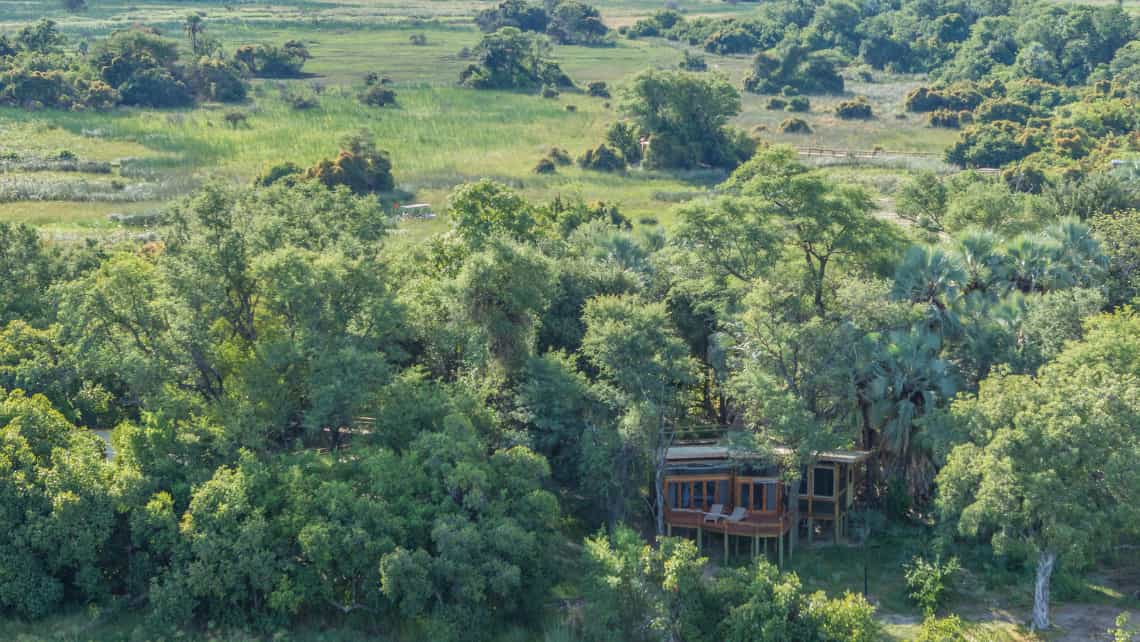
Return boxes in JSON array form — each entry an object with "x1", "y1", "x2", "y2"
[
  {"x1": 587, "y1": 81, "x2": 610, "y2": 98},
  {"x1": 927, "y1": 109, "x2": 961, "y2": 128},
  {"x1": 546, "y1": 147, "x2": 572, "y2": 165},
  {"x1": 234, "y1": 42, "x2": 310, "y2": 78},
  {"x1": 974, "y1": 99, "x2": 1035, "y2": 124},
  {"x1": 835, "y1": 97, "x2": 873, "y2": 119},
  {"x1": 903, "y1": 555, "x2": 961, "y2": 615},
  {"x1": 904, "y1": 86, "x2": 984, "y2": 113},
  {"x1": 605, "y1": 121, "x2": 642, "y2": 165},
  {"x1": 409, "y1": 33, "x2": 428, "y2": 46},
  {"x1": 533, "y1": 158, "x2": 557, "y2": 174},
  {"x1": 306, "y1": 132, "x2": 395, "y2": 194},
  {"x1": 780, "y1": 85, "x2": 800, "y2": 97},
  {"x1": 361, "y1": 84, "x2": 397, "y2": 107},
  {"x1": 284, "y1": 90, "x2": 319, "y2": 110},
  {"x1": 541, "y1": 85, "x2": 560, "y2": 99},
  {"x1": 786, "y1": 96, "x2": 810, "y2": 112},
  {"x1": 223, "y1": 110, "x2": 249, "y2": 129},
  {"x1": 679, "y1": 50, "x2": 707, "y2": 72},
  {"x1": 565, "y1": 104, "x2": 577, "y2": 112},
  {"x1": 460, "y1": 27, "x2": 574, "y2": 90},
  {"x1": 254, "y1": 162, "x2": 303, "y2": 187},
  {"x1": 779, "y1": 117, "x2": 812, "y2": 134},
  {"x1": 915, "y1": 615, "x2": 967, "y2": 642},
  {"x1": 1002, "y1": 163, "x2": 1048, "y2": 194},
  {"x1": 766, "y1": 97, "x2": 788, "y2": 110},
  {"x1": 186, "y1": 59, "x2": 247, "y2": 103},
  {"x1": 703, "y1": 27, "x2": 760, "y2": 55},
  {"x1": 577, "y1": 144, "x2": 626, "y2": 172}
]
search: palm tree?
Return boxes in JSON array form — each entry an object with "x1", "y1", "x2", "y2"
[
  {"x1": 952, "y1": 229, "x2": 1007, "y2": 296},
  {"x1": 858, "y1": 328, "x2": 957, "y2": 504},
  {"x1": 1042, "y1": 217, "x2": 1108, "y2": 288},
  {"x1": 184, "y1": 14, "x2": 205, "y2": 55},
  {"x1": 1002, "y1": 234, "x2": 1060, "y2": 293},
  {"x1": 892, "y1": 244, "x2": 967, "y2": 338}
]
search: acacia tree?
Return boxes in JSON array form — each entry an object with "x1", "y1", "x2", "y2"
[
  {"x1": 725, "y1": 147, "x2": 900, "y2": 313},
  {"x1": 936, "y1": 310, "x2": 1140, "y2": 630},
  {"x1": 582, "y1": 295, "x2": 698, "y2": 534}
]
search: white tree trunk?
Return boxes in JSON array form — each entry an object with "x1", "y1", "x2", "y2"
[{"x1": 1031, "y1": 550, "x2": 1056, "y2": 631}]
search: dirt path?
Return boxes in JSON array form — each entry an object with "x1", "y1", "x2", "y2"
[{"x1": 880, "y1": 604, "x2": 1139, "y2": 641}]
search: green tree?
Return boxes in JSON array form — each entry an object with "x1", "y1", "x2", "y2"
[
  {"x1": 936, "y1": 309, "x2": 1140, "y2": 630},
  {"x1": 183, "y1": 14, "x2": 206, "y2": 56},
  {"x1": 726, "y1": 146, "x2": 901, "y2": 313},
  {"x1": 620, "y1": 69, "x2": 751, "y2": 170},
  {"x1": 582, "y1": 295, "x2": 698, "y2": 534},
  {"x1": 448, "y1": 179, "x2": 538, "y2": 247},
  {"x1": 0, "y1": 391, "x2": 115, "y2": 619}
]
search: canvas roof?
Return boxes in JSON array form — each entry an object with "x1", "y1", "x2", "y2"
[{"x1": 666, "y1": 444, "x2": 870, "y2": 465}]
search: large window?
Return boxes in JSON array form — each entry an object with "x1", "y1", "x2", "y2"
[
  {"x1": 666, "y1": 478, "x2": 727, "y2": 511},
  {"x1": 813, "y1": 466, "x2": 835, "y2": 498},
  {"x1": 738, "y1": 479, "x2": 781, "y2": 513}
]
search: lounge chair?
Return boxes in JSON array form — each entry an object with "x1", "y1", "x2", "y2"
[
  {"x1": 723, "y1": 506, "x2": 747, "y2": 523},
  {"x1": 702, "y1": 504, "x2": 726, "y2": 523}
]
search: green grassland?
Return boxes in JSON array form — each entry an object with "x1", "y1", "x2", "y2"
[{"x1": 0, "y1": 0, "x2": 957, "y2": 236}]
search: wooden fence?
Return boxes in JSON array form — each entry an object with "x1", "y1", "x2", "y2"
[{"x1": 793, "y1": 146, "x2": 1000, "y2": 174}]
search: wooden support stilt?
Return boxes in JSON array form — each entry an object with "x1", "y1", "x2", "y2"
[
  {"x1": 697, "y1": 526, "x2": 702, "y2": 552},
  {"x1": 753, "y1": 535, "x2": 758, "y2": 558},
  {"x1": 764, "y1": 537, "x2": 769, "y2": 558},
  {"x1": 667, "y1": 523, "x2": 672, "y2": 537},
  {"x1": 778, "y1": 531, "x2": 784, "y2": 566},
  {"x1": 723, "y1": 532, "x2": 728, "y2": 561},
  {"x1": 808, "y1": 518, "x2": 814, "y2": 545}
]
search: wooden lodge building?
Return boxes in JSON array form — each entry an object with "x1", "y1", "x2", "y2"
[{"x1": 663, "y1": 442, "x2": 870, "y2": 564}]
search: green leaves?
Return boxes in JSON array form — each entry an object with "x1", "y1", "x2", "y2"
[{"x1": 936, "y1": 309, "x2": 1140, "y2": 622}]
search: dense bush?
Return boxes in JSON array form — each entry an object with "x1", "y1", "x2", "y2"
[
  {"x1": 744, "y1": 45, "x2": 844, "y2": 95},
  {"x1": 306, "y1": 133, "x2": 395, "y2": 194},
  {"x1": 604, "y1": 121, "x2": 643, "y2": 165},
  {"x1": 577, "y1": 144, "x2": 626, "y2": 172},
  {"x1": 460, "y1": 28, "x2": 573, "y2": 90},
  {"x1": 587, "y1": 80, "x2": 610, "y2": 97},
  {"x1": 234, "y1": 40, "x2": 310, "y2": 78},
  {"x1": 904, "y1": 555, "x2": 961, "y2": 614},
  {"x1": 679, "y1": 50, "x2": 707, "y2": 72},
  {"x1": 835, "y1": 97, "x2": 873, "y2": 119},
  {"x1": 621, "y1": 69, "x2": 753, "y2": 170},
  {"x1": 779, "y1": 117, "x2": 813, "y2": 133},
  {"x1": 927, "y1": 109, "x2": 965, "y2": 128},
  {"x1": 904, "y1": 86, "x2": 985, "y2": 113},
  {"x1": 0, "y1": 22, "x2": 250, "y2": 110},
  {"x1": 580, "y1": 527, "x2": 881, "y2": 642},
  {"x1": 786, "y1": 95, "x2": 811, "y2": 112},
  {"x1": 476, "y1": 0, "x2": 610, "y2": 46},
  {"x1": 945, "y1": 120, "x2": 1039, "y2": 167},
  {"x1": 361, "y1": 84, "x2": 397, "y2": 107}
]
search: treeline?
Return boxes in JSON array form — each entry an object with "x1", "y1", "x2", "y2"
[
  {"x1": 476, "y1": 0, "x2": 611, "y2": 46},
  {"x1": 2, "y1": 140, "x2": 1138, "y2": 634},
  {"x1": 0, "y1": 18, "x2": 309, "y2": 110},
  {"x1": 624, "y1": 0, "x2": 1137, "y2": 86}
]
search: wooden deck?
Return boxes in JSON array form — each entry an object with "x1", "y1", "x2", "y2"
[
  {"x1": 665, "y1": 509, "x2": 795, "y2": 564},
  {"x1": 665, "y1": 508, "x2": 791, "y2": 537}
]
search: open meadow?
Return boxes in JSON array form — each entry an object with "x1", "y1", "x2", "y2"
[{"x1": 0, "y1": 0, "x2": 954, "y2": 238}]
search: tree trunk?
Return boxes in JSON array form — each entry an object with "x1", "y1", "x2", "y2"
[
  {"x1": 609, "y1": 449, "x2": 629, "y2": 532},
  {"x1": 654, "y1": 444, "x2": 666, "y2": 537},
  {"x1": 1031, "y1": 550, "x2": 1056, "y2": 631}
]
